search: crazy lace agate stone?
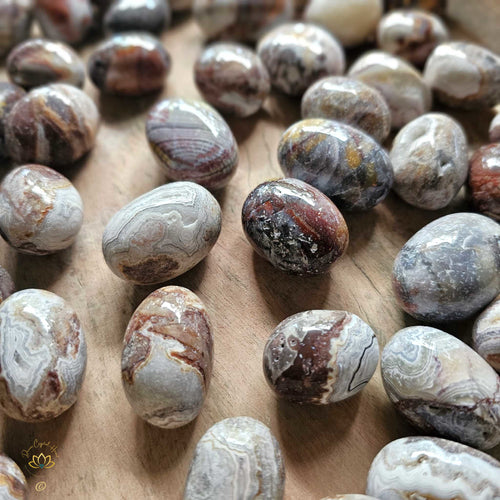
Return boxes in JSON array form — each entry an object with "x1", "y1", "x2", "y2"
[
  {"x1": 102, "y1": 182, "x2": 222, "y2": 285},
  {"x1": 490, "y1": 113, "x2": 500, "y2": 142},
  {"x1": 0, "y1": 82, "x2": 25, "y2": 158},
  {"x1": 194, "y1": 42, "x2": 270, "y2": 117},
  {"x1": 88, "y1": 33, "x2": 171, "y2": 96},
  {"x1": 348, "y1": 51, "x2": 432, "y2": 129},
  {"x1": 424, "y1": 42, "x2": 500, "y2": 109},
  {"x1": 0, "y1": 289, "x2": 87, "y2": 422},
  {"x1": 146, "y1": 98, "x2": 238, "y2": 189},
  {"x1": 382, "y1": 326, "x2": 500, "y2": 450},
  {"x1": 263, "y1": 310, "x2": 379, "y2": 404},
  {"x1": 390, "y1": 113, "x2": 468, "y2": 210},
  {"x1": 0, "y1": 266, "x2": 15, "y2": 303},
  {"x1": 257, "y1": 23, "x2": 345, "y2": 97},
  {"x1": 0, "y1": 0, "x2": 33, "y2": 58},
  {"x1": 242, "y1": 178, "x2": 349, "y2": 275},
  {"x1": 392, "y1": 213, "x2": 500, "y2": 322},
  {"x1": 366, "y1": 437, "x2": 500, "y2": 498},
  {"x1": 184, "y1": 417, "x2": 285, "y2": 500},
  {"x1": 0, "y1": 455, "x2": 27, "y2": 500},
  {"x1": 7, "y1": 38, "x2": 85, "y2": 89},
  {"x1": 473, "y1": 297, "x2": 500, "y2": 372},
  {"x1": 104, "y1": 0, "x2": 171, "y2": 33},
  {"x1": 122, "y1": 286, "x2": 213, "y2": 429},
  {"x1": 278, "y1": 119, "x2": 393, "y2": 211},
  {"x1": 301, "y1": 76, "x2": 391, "y2": 143}
]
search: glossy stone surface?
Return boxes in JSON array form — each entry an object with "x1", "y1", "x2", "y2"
[
  {"x1": 0, "y1": 82, "x2": 25, "y2": 158},
  {"x1": 194, "y1": 42, "x2": 270, "y2": 117},
  {"x1": 264, "y1": 310, "x2": 379, "y2": 404},
  {"x1": 0, "y1": 0, "x2": 33, "y2": 58},
  {"x1": 102, "y1": 182, "x2": 222, "y2": 285},
  {"x1": 122, "y1": 286, "x2": 213, "y2": 429},
  {"x1": 377, "y1": 9, "x2": 448, "y2": 66},
  {"x1": 382, "y1": 326, "x2": 500, "y2": 450},
  {"x1": 392, "y1": 213, "x2": 500, "y2": 322},
  {"x1": 0, "y1": 289, "x2": 87, "y2": 422},
  {"x1": 184, "y1": 417, "x2": 285, "y2": 500},
  {"x1": 193, "y1": 0, "x2": 294, "y2": 43},
  {"x1": 7, "y1": 38, "x2": 85, "y2": 89},
  {"x1": 257, "y1": 23, "x2": 345, "y2": 97},
  {"x1": 0, "y1": 164, "x2": 84, "y2": 255},
  {"x1": 301, "y1": 76, "x2": 391, "y2": 143},
  {"x1": 104, "y1": 0, "x2": 171, "y2": 33},
  {"x1": 424, "y1": 42, "x2": 500, "y2": 109},
  {"x1": 88, "y1": 33, "x2": 171, "y2": 96},
  {"x1": 348, "y1": 51, "x2": 432, "y2": 129},
  {"x1": 473, "y1": 297, "x2": 500, "y2": 372},
  {"x1": 0, "y1": 267, "x2": 15, "y2": 303},
  {"x1": 242, "y1": 178, "x2": 349, "y2": 275},
  {"x1": 490, "y1": 113, "x2": 500, "y2": 142},
  {"x1": 146, "y1": 98, "x2": 238, "y2": 189},
  {"x1": 0, "y1": 455, "x2": 27, "y2": 500},
  {"x1": 278, "y1": 119, "x2": 394, "y2": 211},
  {"x1": 391, "y1": 113, "x2": 468, "y2": 210},
  {"x1": 304, "y1": 0, "x2": 383, "y2": 47},
  {"x1": 469, "y1": 143, "x2": 500, "y2": 221},
  {"x1": 4, "y1": 84, "x2": 99, "y2": 168}
]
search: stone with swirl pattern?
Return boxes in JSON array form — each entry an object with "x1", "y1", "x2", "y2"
[
  {"x1": 0, "y1": 0, "x2": 33, "y2": 58},
  {"x1": 473, "y1": 297, "x2": 500, "y2": 372},
  {"x1": 104, "y1": 0, "x2": 171, "y2": 34},
  {"x1": 0, "y1": 82, "x2": 25, "y2": 158},
  {"x1": 0, "y1": 454, "x2": 27, "y2": 500}
]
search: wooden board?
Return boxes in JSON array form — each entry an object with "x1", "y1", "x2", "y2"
[{"x1": 1, "y1": 2, "x2": 499, "y2": 498}]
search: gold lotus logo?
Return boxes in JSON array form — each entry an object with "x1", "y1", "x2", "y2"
[
  {"x1": 21, "y1": 439, "x2": 58, "y2": 493},
  {"x1": 28, "y1": 453, "x2": 55, "y2": 470}
]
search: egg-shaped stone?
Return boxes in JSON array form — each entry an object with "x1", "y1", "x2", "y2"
[
  {"x1": 0, "y1": 289, "x2": 87, "y2": 422},
  {"x1": 257, "y1": 22, "x2": 345, "y2": 97},
  {"x1": 0, "y1": 454, "x2": 27, "y2": 500},
  {"x1": 7, "y1": 38, "x2": 85, "y2": 89},
  {"x1": 146, "y1": 98, "x2": 238, "y2": 189},
  {"x1": 0, "y1": 82, "x2": 25, "y2": 158},
  {"x1": 278, "y1": 119, "x2": 394, "y2": 211},
  {"x1": 184, "y1": 416, "x2": 285, "y2": 500},
  {"x1": 392, "y1": 213, "x2": 500, "y2": 322},
  {"x1": 0, "y1": 266, "x2": 15, "y2": 304},
  {"x1": 104, "y1": 0, "x2": 171, "y2": 33},
  {"x1": 366, "y1": 437, "x2": 500, "y2": 498},
  {"x1": 264, "y1": 310, "x2": 379, "y2": 404},
  {"x1": 348, "y1": 51, "x2": 432, "y2": 129},
  {"x1": 122, "y1": 286, "x2": 213, "y2": 429},
  {"x1": 0, "y1": 0, "x2": 33, "y2": 58},
  {"x1": 102, "y1": 181, "x2": 222, "y2": 285},
  {"x1": 242, "y1": 178, "x2": 349, "y2": 275},
  {"x1": 301, "y1": 76, "x2": 391, "y2": 143},
  {"x1": 473, "y1": 297, "x2": 500, "y2": 372},
  {"x1": 490, "y1": 113, "x2": 500, "y2": 143},
  {"x1": 4, "y1": 84, "x2": 99, "y2": 168},
  {"x1": 424, "y1": 42, "x2": 500, "y2": 109},
  {"x1": 194, "y1": 42, "x2": 270, "y2": 117},
  {"x1": 390, "y1": 113, "x2": 468, "y2": 210}
]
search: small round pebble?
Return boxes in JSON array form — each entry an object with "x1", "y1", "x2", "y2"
[
  {"x1": 4, "y1": 83, "x2": 100, "y2": 168},
  {"x1": 390, "y1": 113, "x2": 468, "y2": 210},
  {"x1": 0, "y1": 164, "x2": 84, "y2": 255},
  {"x1": 146, "y1": 98, "x2": 238, "y2": 189},
  {"x1": 7, "y1": 38, "x2": 85, "y2": 89},
  {"x1": 0, "y1": 82, "x2": 25, "y2": 158},
  {"x1": 0, "y1": 289, "x2": 87, "y2": 422},
  {"x1": 278, "y1": 118, "x2": 394, "y2": 210},
  {"x1": 104, "y1": 0, "x2": 171, "y2": 34},
  {"x1": 88, "y1": 33, "x2": 171, "y2": 97},
  {"x1": 473, "y1": 297, "x2": 500, "y2": 372},
  {"x1": 257, "y1": 22, "x2": 345, "y2": 97},
  {"x1": 263, "y1": 310, "x2": 379, "y2": 404},
  {"x1": 490, "y1": 113, "x2": 500, "y2": 142},
  {"x1": 469, "y1": 143, "x2": 500, "y2": 221},
  {"x1": 301, "y1": 76, "x2": 391, "y2": 143},
  {"x1": 0, "y1": 266, "x2": 15, "y2": 303},
  {"x1": 242, "y1": 178, "x2": 349, "y2": 275},
  {"x1": 0, "y1": 454, "x2": 27, "y2": 500},
  {"x1": 0, "y1": 0, "x2": 33, "y2": 58},
  {"x1": 194, "y1": 42, "x2": 270, "y2": 117},
  {"x1": 348, "y1": 51, "x2": 432, "y2": 129}
]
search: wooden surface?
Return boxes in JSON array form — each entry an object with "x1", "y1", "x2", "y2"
[{"x1": 1, "y1": 3, "x2": 500, "y2": 499}]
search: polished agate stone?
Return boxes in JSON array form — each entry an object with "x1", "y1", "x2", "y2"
[
  {"x1": 392, "y1": 213, "x2": 500, "y2": 322},
  {"x1": 473, "y1": 297, "x2": 500, "y2": 372},
  {"x1": 0, "y1": 82, "x2": 25, "y2": 158},
  {"x1": 104, "y1": 0, "x2": 171, "y2": 33},
  {"x1": 490, "y1": 113, "x2": 500, "y2": 142},
  {"x1": 0, "y1": 454, "x2": 27, "y2": 500},
  {"x1": 0, "y1": 266, "x2": 15, "y2": 304},
  {"x1": 0, "y1": 0, "x2": 33, "y2": 58}
]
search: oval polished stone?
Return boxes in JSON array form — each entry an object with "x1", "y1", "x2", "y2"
[
  {"x1": 194, "y1": 42, "x2": 271, "y2": 117},
  {"x1": 102, "y1": 182, "x2": 222, "y2": 285},
  {"x1": 7, "y1": 38, "x2": 85, "y2": 89},
  {"x1": 366, "y1": 437, "x2": 500, "y2": 498},
  {"x1": 88, "y1": 33, "x2": 171, "y2": 96},
  {"x1": 391, "y1": 113, "x2": 468, "y2": 210},
  {"x1": 257, "y1": 22, "x2": 345, "y2": 97},
  {"x1": 382, "y1": 326, "x2": 500, "y2": 450},
  {"x1": 473, "y1": 297, "x2": 500, "y2": 372},
  {"x1": 122, "y1": 286, "x2": 213, "y2": 429},
  {"x1": 278, "y1": 119, "x2": 394, "y2": 211},
  {"x1": 392, "y1": 213, "x2": 500, "y2": 322},
  {"x1": 301, "y1": 76, "x2": 391, "y2": 143},
  {"x1": 242, "y1": 178, "x2": 349, "y2": 275},
  {"x1": 146, "y1": 98, "x2": 238, "y2": 189},
  {"x1": 0, "y1": 266, "x2": 15, "y2": 304},
  {"x1": 0, "y1": 82, "x2": 25, "y2": 158},
  {"x1": 0, "y1": 289, "x2": 87, "y2": 422},
  {"x1": 0, "y1": 0, "x2": 33, "y2": 58},
  {"x1": 104, "y1": 0, "x2": 171, "y2": 33},
  {"x1": 184, "y1": 417, "x2": 285, "y2": 500},
  {"x1": 264, "y1": 310, "x2": 379, "y2": 404},
  {"x1": 348, "y1": 51, "x2": 432, "y2": 129},
  {"x1": 0, "y1": 454, "x2": 28, "y2": 500},
  {"x1": 4, "y1": 84, "x2": 100, "y2": 168}
]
